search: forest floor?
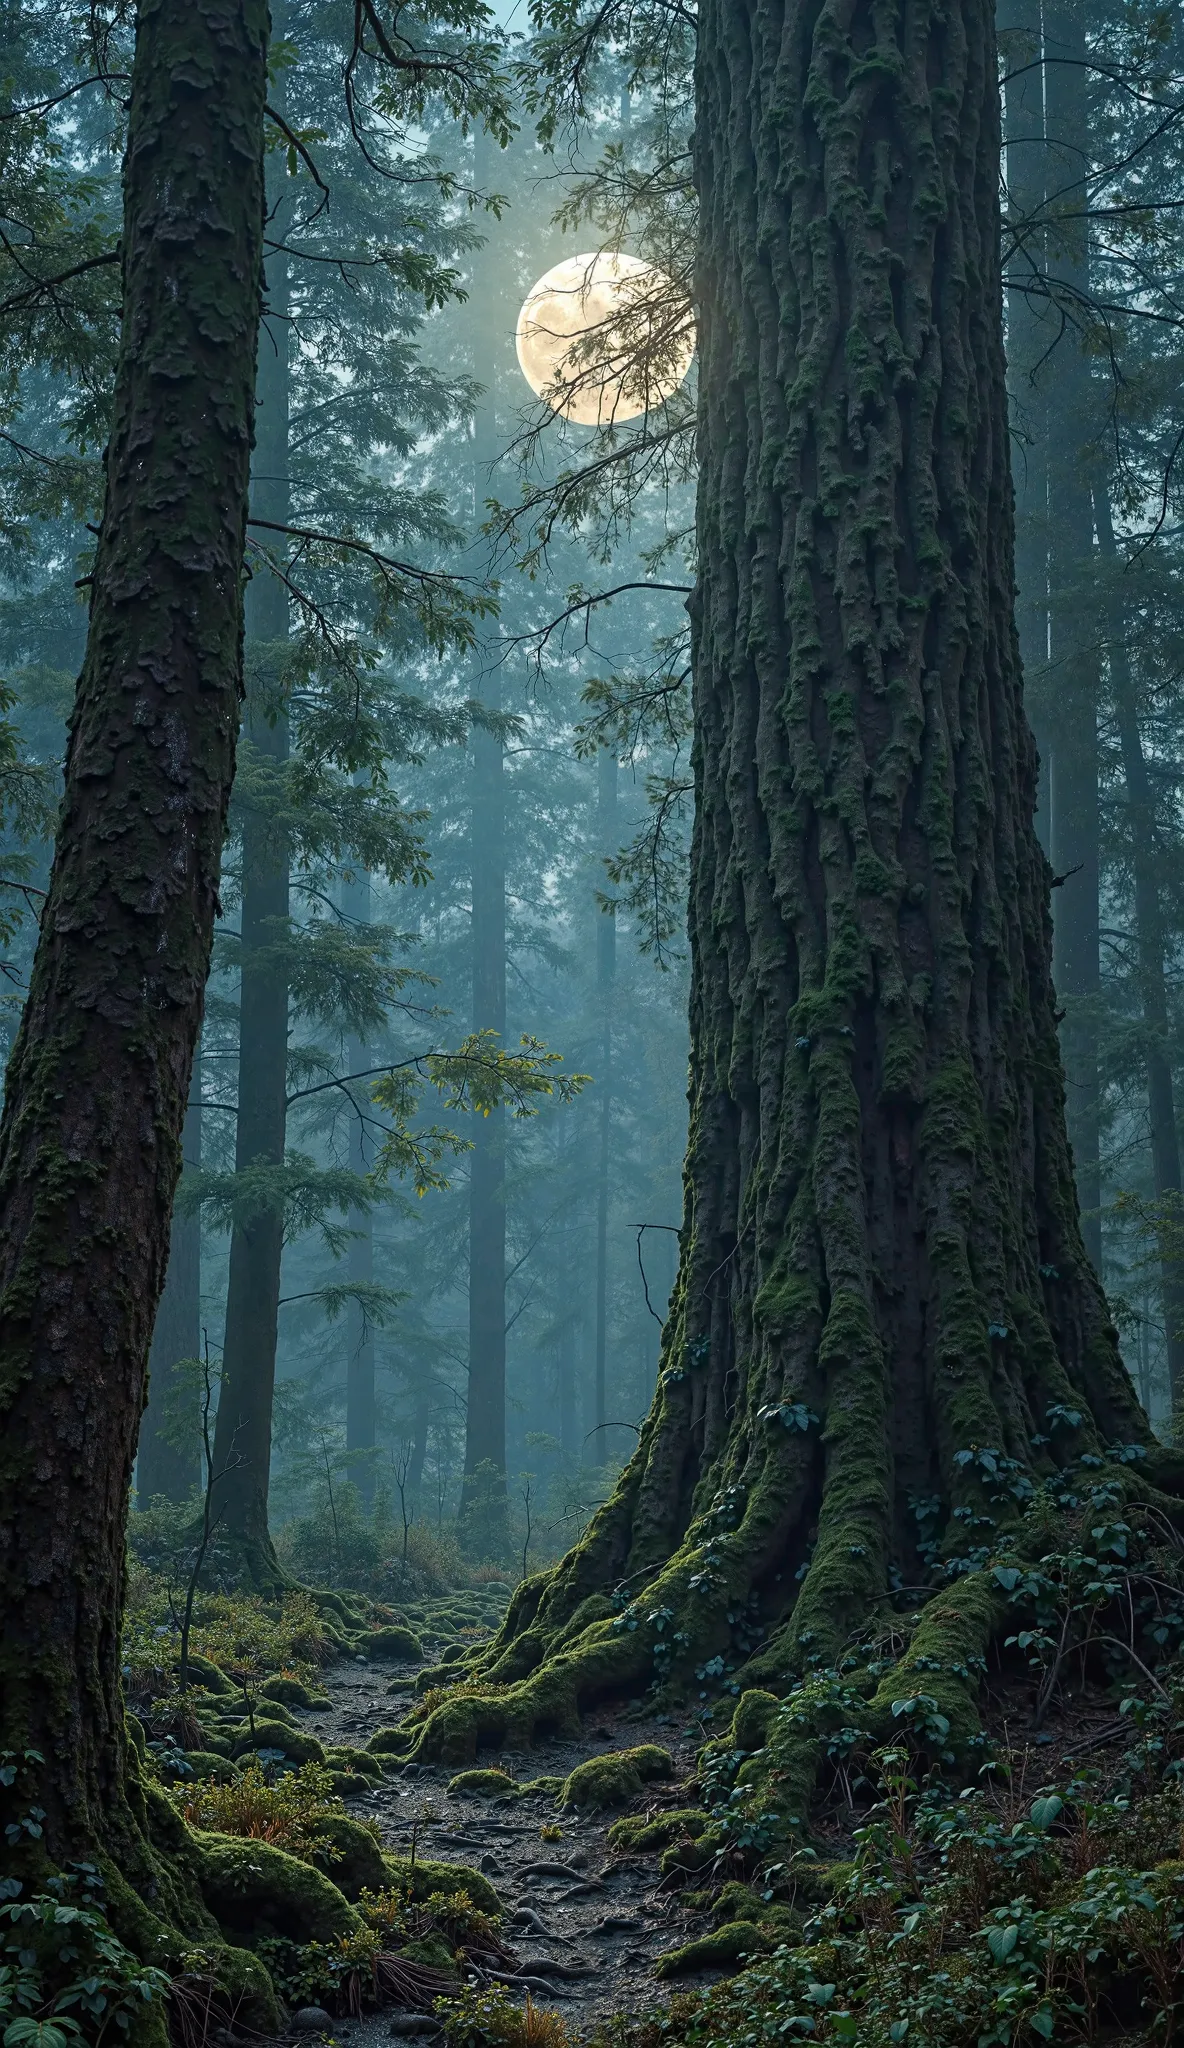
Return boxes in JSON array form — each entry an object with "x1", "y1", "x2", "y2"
[{"x1": 300, "y1": 1650, "x2": 722, "y2": 2040}]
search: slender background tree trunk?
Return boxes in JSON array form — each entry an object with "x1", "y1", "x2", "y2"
[
  {"x1": 345, "y1": 860, "x2": 377, "y2": 1500},
  {"x1": 593, "y1": 745, "x2": 617, "y2": 1453},
  {"x1": 1095, "y1": 480, "x2": 1184, "y2": 1409},
  {"x1": 0, "y1": 0, "x2": 266, "y2": 1861},
  {"x1": 210, "y1": 176, "x2": 291, "y2": 1578},
  {"x1": 1043, "y1": 1, "x2": 1103, "y2": 1276}
]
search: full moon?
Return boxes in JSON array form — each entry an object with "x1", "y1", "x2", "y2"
[{"x1": 515, "y1": 251, "x2": 694, "y2": 426}]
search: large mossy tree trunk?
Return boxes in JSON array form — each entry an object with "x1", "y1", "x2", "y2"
[
  {"x1": 401, "y1": 0, "x2": 1162, "y2": 1776},
  {"x1": 0, "y1": 0, "x2": 266, "y2": 1864}
]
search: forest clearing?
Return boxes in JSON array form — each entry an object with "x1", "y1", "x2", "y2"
[{"x1": 7, "y1": 0, "x2": 1184, "y2": 2042}]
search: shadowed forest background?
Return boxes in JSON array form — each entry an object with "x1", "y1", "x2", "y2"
[{"x1": 14, "y1": 0, "x2": 1184, "y2": 2041}]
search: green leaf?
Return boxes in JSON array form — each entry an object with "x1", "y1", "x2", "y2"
[
  {"x1": 986, "y1": 1923, "x2": 1019, "y2": 1963},
  {"x1": 1029, "y1": 2012, "x2": 1054, "y2": 2039},
  {"x1": 992, "y1": 1566, "x2": 1022, "y2": 1592},
  {"x1": 1030, "y1": 1795, "x2": 1063, "y2": 1830}
]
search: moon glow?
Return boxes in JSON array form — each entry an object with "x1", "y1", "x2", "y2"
[{"x1": 515, "y1": 251, "x2": 693, "y2": 425}]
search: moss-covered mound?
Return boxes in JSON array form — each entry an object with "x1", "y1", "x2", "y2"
[
  {"x1": 183, "y1": 1751, "x2": 237, "y2": 1784},
  {"x1": 446, "y1": 1767, "x2": 518, "y2": 1799},
  {"x1": 655, "y1": 1920, "x2": 772, "y2": 1978},
  {"x1": 381, "y1": 1854, "x2": 501, "y2": 1919},
  {"x1": 359, "y1": 1625, "x2": 424, "y2": 1661},
  {"x1": 560, "y1": 1744, "x2": 674, "y2": 1811},
  {"x1": 230, "y1": 1720, "x2": 326, "y2": 1766},
  {"x1": 193, "y1": 1831, "x2": 360, "y2": 1946},
  {"x1": 309, "y1": 1813, "x2": 388, "y2": 1897},
  {"x1": 258, "y1": 1674, "x2": 331, "y2": 1709},
  {"x1": 608, "y1": 1808, "x2": 711, "y2": 1853}
]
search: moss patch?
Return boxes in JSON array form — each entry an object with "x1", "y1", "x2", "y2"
[
  {"x1": 258, "y1": 1674, "x2": 330, "y2": 1709},
  {"x1": 560, "y1": 1744, "x2": 674, "y2": 1811},
  {"x1": 608, "y1": 1809, "x2": 711, "y2": 1853},
  {"x1": 446, "y1": 1768, "x2": 518, "y2": 1799},
  {"x1": 193, "y1": 1830, "x2": 360, "y2": 1945},
  {"x1": 655, "y1": 1920, "x2": 772, "y2": 1977},
  {"x1": 381, "y1": 1854, "x2": 501, "y2": 1919},
  {"x1": 229, "y1": 1720, "x2": 326, "y2": 1766},
  {"x1": 359, "y1": 1625, "x2": 424, "y2": 1661},
  {"x1": 309, "y1": 1814, "x2": 387, "y2": 1897}
]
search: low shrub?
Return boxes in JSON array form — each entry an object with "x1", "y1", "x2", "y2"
[{"x1": 177, "y1": 1758, "x2": 345, "y2": 1862}]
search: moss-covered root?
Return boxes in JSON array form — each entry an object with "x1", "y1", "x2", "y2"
[{"x1": 560, "y1": 1744, "x2": 674, "y2": 1811}]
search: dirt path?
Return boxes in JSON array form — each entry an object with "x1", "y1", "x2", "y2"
[{"x1": 302, "y1": 1652, "x2": 718, "y2": 2037}]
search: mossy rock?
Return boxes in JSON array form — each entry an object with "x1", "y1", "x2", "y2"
[
  {"x1": 230, "y1": 1720, "x2": 326, "y2": 1766},
  {"x1": 325, "y1": 1744, "x2": 385, "y2": 1779},
  {"x1": 190, "y1": 1729, "x2": 233, "y2": 1758},
  {"x1": 382, "y1": 1854, "x2": 501, "y2": 1919},
  {"x1": 655, "y1": 1921, "x2": 772, "y2": 1978},
  {"x1": 608, "y1": 1808, "x2": 711, "y2": 1854},
  {"x1": 258, "y1": 1674, "x2": 331, "y2": 1710},
  {"x1": 366, "y1": 1726, "x2": 410, "y2": 1757},
  {"x1": 359, "y1": 1625, "x2": 424, "y2": 1661},
  {"x1": 329, "y1": 1772, "x2": 378, "y2": 1796},
  {"x1": 183, "y1": 1752, "x2": 237, "y2": 1784},
  {"x1": 730, "y1": 1689, "x2": 780, "y2": 1753},
  {"x1": 182, "y1": 1652, "x2": 236, "y2": 1695},
  {"x1": 194, "y1": 1831, "x2": 360, "y2": 1946},
  {"x1": 310, "y1": 1814, "x2": 388, "y2": 1897},
  {"x1": 560, "y1": 1745, "x2": 674, "y2": 1812},
  {"x1": 518, "y1": 1775, "x2": 565, "y2": 1798},
  {"x1": 446, "y1": 1768, "x2": 518, "y2": 1799}
]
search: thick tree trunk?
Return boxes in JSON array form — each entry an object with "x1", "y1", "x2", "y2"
[
  {"x1": 138, "y1": 1083, "x2": 202, "y2": 1503},
  {"x1": 1043, "y1": 3, "x2": 1103, "y2": 1276},
  {"x1": 0, "y1": 0, "x2": 265, "y2": 1864},
  {"x1": 593, "y1": 746, "x2": 617, "y2": 1451},
  {"x1": 1095, "y1": 482, "x2": 1184, "y2": 1410},
  {"x1": 209, "y1": 197, "x2": 291, "y2": 1581},
  {"x1": 401, "y1": 0, "x2": 1155, "y2": 1777}
]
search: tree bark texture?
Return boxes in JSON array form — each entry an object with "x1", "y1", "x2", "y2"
[
  {"x1": 0, "y1": 0, "x2": 266, "y2": 1861},
  {"x1": 399, "y1": 0, "x2": 1154, "y2": 1771},
  {"x1": 1043, "y1": 3, "x2": 1102, "y2": 1277},
  {"x1": 137, "y1": 1083, "x2": 202, "y2": 1503},
  {"x1": 209, "y1": 198, "x2": 291, "y2": 1576}
]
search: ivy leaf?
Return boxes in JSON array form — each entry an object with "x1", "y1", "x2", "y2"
[{"x1": 992, "y1": 1566, "x2": 1022, "y2": 1592}]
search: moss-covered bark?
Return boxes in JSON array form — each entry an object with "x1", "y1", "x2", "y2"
[
  {"x1": 0, "y1": 0, "x2": 267, "y2": 1874},
  {"x1": 393, "y1": 0, "x2": 1174, "y2": 1797}
]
